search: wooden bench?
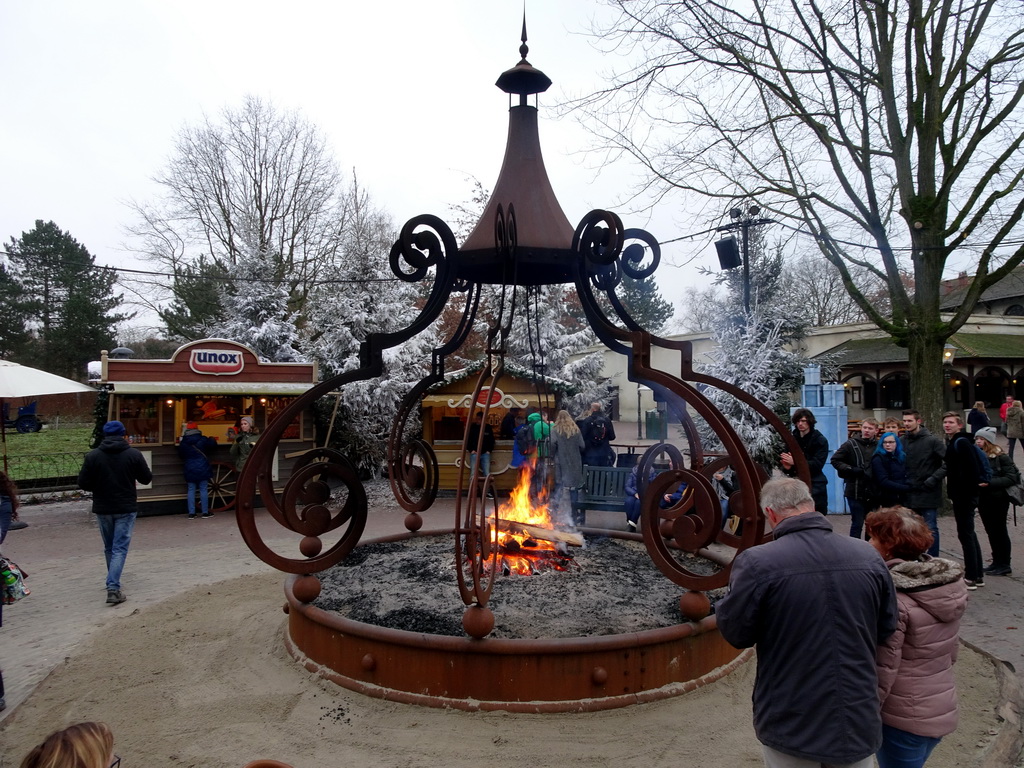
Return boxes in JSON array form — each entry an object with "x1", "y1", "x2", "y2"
[{"x1": 572, "y1": 465, "x2": 632, "y2": 525}]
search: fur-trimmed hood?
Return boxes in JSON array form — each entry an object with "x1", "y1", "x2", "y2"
[{"x1": 887, "y1": 557, "x2": 967, "y2": 625}]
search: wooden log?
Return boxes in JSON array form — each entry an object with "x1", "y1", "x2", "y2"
[{"x1": 492, "y1": 518, "x2": 584, "y2": 547}]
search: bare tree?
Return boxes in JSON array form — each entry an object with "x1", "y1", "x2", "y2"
[
  {"x1": 778, "y1": 256, "x2": 868, "y2": 327},
  {"x1": 126, "y1": 95, "x2": 351, "y2": 328},
  {"x1": 579, "y1": 0, "x2": 1024, "y2": 426}
]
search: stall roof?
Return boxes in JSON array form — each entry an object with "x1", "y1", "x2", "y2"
[{"x1": 107, "y1": 381, "x2": 315, "y2": 396}]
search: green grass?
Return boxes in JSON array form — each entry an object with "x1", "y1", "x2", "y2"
[
  {"x1": 3, "y1": 426, "x2": 94, "y2": 482},
  {"x1": 3, "y1": 426, "x2": 94, "y2": 456}
]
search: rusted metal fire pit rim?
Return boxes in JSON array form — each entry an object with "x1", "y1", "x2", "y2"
[{"x1": 288, "y1": 528, "x2": 723, "y2": 651}]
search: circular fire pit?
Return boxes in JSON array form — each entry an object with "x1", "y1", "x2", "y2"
[{"x1": 282, "y1": 530, "x2": 747, "y2": 712}]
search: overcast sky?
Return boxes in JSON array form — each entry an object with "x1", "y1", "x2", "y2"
[{"x1": 1, "y1": 1, "x2": 722, "y2": 335}]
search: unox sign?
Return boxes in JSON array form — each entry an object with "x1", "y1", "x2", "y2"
[
  {"x1": 476, "y1": 387, "x2": 504, "y2": 406},
  {"x1": 190, "y1": 349, "x2": 244, "y2": 376}
]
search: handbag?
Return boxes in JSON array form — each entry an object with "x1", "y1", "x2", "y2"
[
  {"x1": 1, "y1": 556, "x2": 29, "y2": 604},
  {"x1": 1008, "y1": 477, "x2": 1024, "y2": 507}
]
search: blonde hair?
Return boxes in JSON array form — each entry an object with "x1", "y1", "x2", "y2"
[
  {"x1": 553, "y1": 410, "x2": 580, "y2": 437},
  {"x1": 977, "y1": 436, "x2": 1002, "y2": 458},
  {"x1": 20, "y1": 722, "x2": 113, "y2": 768},
  {"x1": 973, "y1": 401, "x2": 986, "y2": 412}
]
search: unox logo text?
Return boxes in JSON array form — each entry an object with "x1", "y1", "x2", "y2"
[{"x1": 189, "y1": 349, "x2": 244, "y2": 376}]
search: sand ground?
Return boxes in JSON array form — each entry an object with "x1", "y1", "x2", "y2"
[
  {"x1": 0, "y1": 493, "x2": 1015, "y2": 768},
  {"x1": 0, "y1": 569, "x2": 1007, "y2": 768}
]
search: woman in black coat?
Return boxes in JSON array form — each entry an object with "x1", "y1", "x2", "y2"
[
  {"x1": 178, "y1": 422, "x2": 218, "y2": 519},
  {"x1": 975, "y1": 427, "x2": 1019, "y2": 576},
  {"x1": 967, "y1": 401, "x2": 989, "y2": 435},
  {"x1": 871, "y1": 432, "x2": 910, "y2": 507}
]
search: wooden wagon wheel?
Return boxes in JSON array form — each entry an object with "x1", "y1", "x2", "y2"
[{"x1": 208, "y1": 460, "x2": 238, "y2": 512}]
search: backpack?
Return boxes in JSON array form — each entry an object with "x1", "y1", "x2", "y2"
[
  {"x1": 972, "y1": 444, "x2": 994, "y2": 484},
  {"x1": 588, "y1": 418, "x2": 607, "y2": 446},
  {"x1": 958, "y1": 436, "x2": 993, "y2": 484},
  {"x1": 515, "y1": 424, "x2": 536, "y2": 456}
]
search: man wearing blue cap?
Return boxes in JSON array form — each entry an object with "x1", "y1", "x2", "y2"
[{"x1": 78, "y1": 420, "x2": 153, "y2": 605}]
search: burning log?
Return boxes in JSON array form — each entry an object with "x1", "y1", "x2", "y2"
[{"x1": 492, "y1": 518, "x2": 584, "y2": 548}]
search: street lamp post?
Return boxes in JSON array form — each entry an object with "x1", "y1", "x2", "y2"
[{"x1": 715, "y1": 205, "x2": 775, "y2": 315}]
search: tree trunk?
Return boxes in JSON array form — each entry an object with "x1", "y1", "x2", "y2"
[{"x1": 906, "y1": 332, "x2": 947, "y2": 431}]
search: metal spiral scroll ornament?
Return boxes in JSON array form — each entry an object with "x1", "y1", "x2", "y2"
[
  {"x1": 454, "y1": 204, "x2": 519, "y2": 639},
  {"x1": 387, "y1": 283, "x2": 484, "y2": 525},
  {"x1": 567, "y1": 210, "x2": 800, "y2": 612},
  {"x1": 234, "y1": 214, "x2": 459, "y2": 600}
]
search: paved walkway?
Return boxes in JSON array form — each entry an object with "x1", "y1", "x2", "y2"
[{"x1": 2, "y1": 454, "x2": 1023, "y2": 761}]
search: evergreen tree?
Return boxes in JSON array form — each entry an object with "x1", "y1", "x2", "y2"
[
  {"x1": 158, "y1": 255, "x2": 230, "y2": 341},
  {"x1": 0, "y1": 263, "x2": 29, "y2": 360},
  {"x1": 616, "y1": 273, "x2": 673, "y2": 333},
  {"x1": 6, "y1": 220, "x2": 129, "y2": 379}
]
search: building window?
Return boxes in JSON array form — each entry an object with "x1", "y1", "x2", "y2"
[
  {"x1": 1005, "y1": 304, "x2": 1024, "y2": 316},
  {"x1": 880, "y1": 372, "x2": 911, "y2": 409}
]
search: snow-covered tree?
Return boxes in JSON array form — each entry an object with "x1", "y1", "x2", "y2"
[
  {"x1": 208, "y1": 244, "x2": 302, "y2": 362},
  {"x1": 302, "y1": 198, "x2": 436, "y2": 477},
  {"x1": 693, "y1": 311, "x2": 806, "y2": 464},
  {"x1": 506, "y1": 285, "x2": 609, "y2": 412}
]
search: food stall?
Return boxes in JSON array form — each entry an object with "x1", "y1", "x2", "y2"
[
  {"x1": 421, "y1": 364, "x2": 577, "y2": 491},
  {"x1": 98, "y1": 339, "x2": 319, "y2": 515}
]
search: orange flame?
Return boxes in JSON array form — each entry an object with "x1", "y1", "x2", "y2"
[{"x1": 487, "y1": 458, "x2": 567, "y2": 575}]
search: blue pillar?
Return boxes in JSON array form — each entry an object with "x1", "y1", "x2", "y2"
[{"x1": 793, "y1": 366, "x2": 847, "y2": 514}]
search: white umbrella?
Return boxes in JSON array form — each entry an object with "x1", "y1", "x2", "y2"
[{"x1": 0, "y1": 360, "x2": 96, "y2": 474}]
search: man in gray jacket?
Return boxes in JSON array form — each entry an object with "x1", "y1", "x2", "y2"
[
  {"x1": 901, "y1": 410, "x2": 946, "y2": 556},
  {"x1": 716, "y1": 476, "x2": 897, "y2": 768}
]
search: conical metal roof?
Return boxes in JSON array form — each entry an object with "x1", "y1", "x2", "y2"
[{"x1": 457, "y1": 23, "x2": 576, "y2": 285}]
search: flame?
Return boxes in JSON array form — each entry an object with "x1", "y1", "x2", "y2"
[
  {"x1": 486, "y1": 458, "x2": 567, "y2": 575},
  {"x1": 499, "y1": 458, "x2": 554, "y2": 529}
]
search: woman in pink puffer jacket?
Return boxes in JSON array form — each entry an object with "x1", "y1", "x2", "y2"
[{"x1": 866, "y1": 507, "x2": 969, "y2": 768}]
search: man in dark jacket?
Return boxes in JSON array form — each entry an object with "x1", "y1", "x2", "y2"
[
  {"x1": 901, "y1": 410, "x2": 946, "y2": 556},
  {"x1": 717, "y1": 477, "x2": 897, "y2": 767},
  {"x1": 780, "y1": 407, "x2": 829, "y2": 514},
  {"x1": 942, "y1": 411, "x2": 986, "y2": 588},
  {"x1": 831, "y1": 418, "x2": 879, "y2": 539},
  {"x1": 78, "y1": 420, "x2": 154, "y2": 605},
  {"x1": 581, "y1": 402, "x2": 616, "y2": 467}
]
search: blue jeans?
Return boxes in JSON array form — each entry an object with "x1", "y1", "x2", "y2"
[
  {"x1": 914, "y1": 508, "x2": 940, "y2": 556},
  {"x1": 0, "y1": 496, "x2": 11, "y2": 544},
  {"x1": 470, "y1": 452, "x2": 491, "y2": 477},
  {"x1": 97, "y1": 512, "x2": 136, "y2": 591},
  {"x1": 186, "y1": 480, "x2": 209, "y2": 516},
  {"x1": 876, "y1": 724, "x2": 941, "y2": 768}
]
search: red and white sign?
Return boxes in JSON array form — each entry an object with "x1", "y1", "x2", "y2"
[
  {"x1": 189, "y1": 349, "x2": 244, "y2": 376},
  {"x1": 476, "y1": 387, "x2": 504, "y2": 406}
]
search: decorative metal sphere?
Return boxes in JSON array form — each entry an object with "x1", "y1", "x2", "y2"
[
  {"x1": 293, "y1": 575, "x2": 322, "y2": 604},
  {"x1": 679, "y1": 590, "x2": 711, "y2": 621},
  {"x1": 462, "y1": 604, "x2": 495, "y2": 639}
]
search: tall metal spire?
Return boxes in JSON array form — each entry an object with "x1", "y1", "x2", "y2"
[{"x1": 458, "y1": 24, "x2": 573, "y2": 285}]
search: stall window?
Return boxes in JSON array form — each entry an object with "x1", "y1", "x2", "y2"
[
  {"x1": 117, "y1": 396, "x2": 161, "y2": 444},
  {"x1": 264, "y1": 397, "x2": 302, "y2": 439}
]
